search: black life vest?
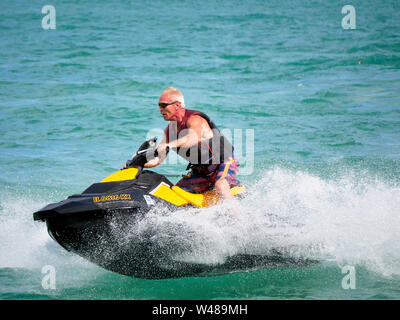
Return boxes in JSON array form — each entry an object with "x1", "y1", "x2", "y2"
[{"x1": 164, "y1": 109, "x2": 234, "y2": 167}]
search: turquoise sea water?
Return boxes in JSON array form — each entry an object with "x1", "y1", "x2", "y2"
[{"x1": 1, "y1": 0, "x2": 400, "y2": 299}]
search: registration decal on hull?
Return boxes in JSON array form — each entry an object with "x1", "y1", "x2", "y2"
[
  {"x1": 143, "y1": 195, "x2": 154, "y2": 206},
  {"x1": 93, "y1": 194, "x2": 131, "y2": 203}
]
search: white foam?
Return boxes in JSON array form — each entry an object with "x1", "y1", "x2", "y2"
[
  {"x1": 1, "y1": 167, "x2": 399, "y2": 278},
  {"x1": 0, "y1": 196, "x2": 88, "y2": 271},
  {"x1": 122, "y1": 167, "x2": 400, "y2": 276}
]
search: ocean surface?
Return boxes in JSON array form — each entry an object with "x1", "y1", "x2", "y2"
[{"x1": 1, "y1": 0, "x2": 400, "y2": 300}]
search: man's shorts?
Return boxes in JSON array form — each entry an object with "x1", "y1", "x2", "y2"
[{"x1": 175, "y1": 155, "x2": 241, "y2": 194}]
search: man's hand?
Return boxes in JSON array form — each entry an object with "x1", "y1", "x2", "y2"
[
  {"x1": 158, "y1": 142, "x2": 169, "y2": 150},
  {"x1": 143, "y1": 142, "x2": 169, "y2": 168},
  {"x1": 157, "y1": 142, "x2": 170, "y2": 157}
]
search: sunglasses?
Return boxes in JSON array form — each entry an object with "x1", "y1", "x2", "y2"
[{"x1": 158, "y1": 101, "x2": 178, "y2": 108}]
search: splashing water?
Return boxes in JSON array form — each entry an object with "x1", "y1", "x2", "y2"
[
  {"x1": 245, "y1": 168, "x2": 400, "y2": 277},
  {"x1": 1, "y1": 167, "x2": 399, "y2": 278},
  {"x1": 108, "y1": 167, "x2": 400, "y2": 276}
]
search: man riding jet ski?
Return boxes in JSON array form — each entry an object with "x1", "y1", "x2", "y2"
[
  {"x1": 32, "y1": 88, "x2": 247, "y2": 279},
  {"x1": 130, "y1": 87, "x2": 242, "y2": 200}
]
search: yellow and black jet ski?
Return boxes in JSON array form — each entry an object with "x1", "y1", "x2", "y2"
[
  {"x1": 33, "y1": 138, "x2": 255, "y2": 278},
  {"x1": 33, "y1": 138, "x2": 314, "y2": 278}
]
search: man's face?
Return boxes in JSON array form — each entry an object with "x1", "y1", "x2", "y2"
[{"x1": 158, "y1": 93, "x2": 179, "y2": 121}]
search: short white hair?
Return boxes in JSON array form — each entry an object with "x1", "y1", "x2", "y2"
[{"x1": 162, "y1": 87, "x2": 185, "y2": 108}]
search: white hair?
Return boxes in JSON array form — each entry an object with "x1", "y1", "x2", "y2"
[{"x1": 162, "y1": 87, "x2": 185, "y2": 108}]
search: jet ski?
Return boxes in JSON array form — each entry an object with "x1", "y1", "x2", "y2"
[{"x1": 33, "y1": 138, "x2": 314, "y2": 279}]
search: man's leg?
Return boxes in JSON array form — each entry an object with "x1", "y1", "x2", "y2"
[
  {"x1": 214, "y1": 156, "x2": 240, "y2": 200},
  {"x1": 215, "y1": 178, "x2": 234, "y2": 200}
]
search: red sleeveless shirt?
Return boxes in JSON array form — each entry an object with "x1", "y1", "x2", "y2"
[{"x1": 164, "y1": 109, "x2": 233, "y2": 166}]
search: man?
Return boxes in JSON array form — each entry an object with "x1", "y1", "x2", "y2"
[{"x1": 143, "y1": 87, "x2": 240, "y2": 200}]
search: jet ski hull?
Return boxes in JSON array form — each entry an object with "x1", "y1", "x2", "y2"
[
  {"x1": 38, "y1": 199, "x2": 316, "y2": 279},
  {"x1": 33, "y1": 139, "x2": 314, "y2": 279},
  {"x1": 43, "y1": 211, "x2": 315, "y2": 279}
]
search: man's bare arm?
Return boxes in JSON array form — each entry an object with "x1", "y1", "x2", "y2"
[
  {"x1": 166, "y1": 116, "x2": 209, "y2": 149},
  {"x1": 144, "y1": 135, "x2": 169, "y2": 168}
]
